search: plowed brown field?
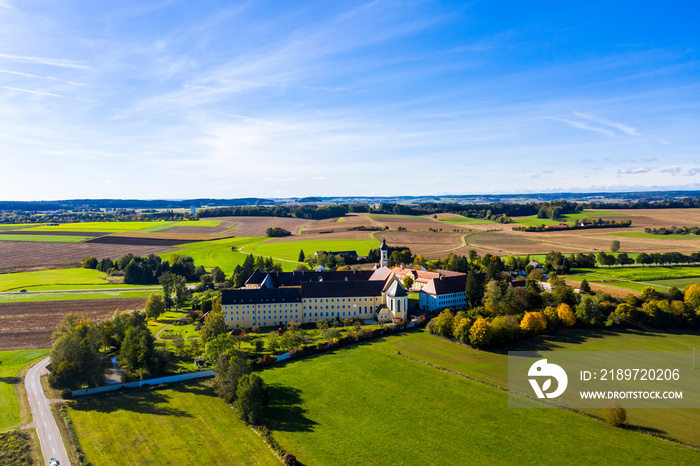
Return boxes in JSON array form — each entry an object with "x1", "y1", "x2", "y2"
[
  {"x1": 0, "y1": 298, "x2": 147, "y2": 350},
  {"x1": 203, "y1": 216, "x2": 311, "y2": 237},
  {"x1": 0, "y1": 242, "x2": 176, "y2": 273}
]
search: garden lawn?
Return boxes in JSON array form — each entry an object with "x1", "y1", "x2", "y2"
[
  {"x1": 260, "y1": 339, "x2": 699, "y2": 464},
  {"x1": 161, "y1": 237, "x2": 269, "y2": 274},
  {"x1": 241, "y1": 238, "x2": 380, "y2": 262},
  {"x1": 375, "y1": 329, "x2": 700, "y2": 447},
  {"x1": 0, "y1": 349, "x2": 49, "y2": 431},
  {"x1": 0, "y1": 268, "x2": 111, "y2": 292},
  {"x1": 0, "y1": 234, "x2": 93, "y2": 243},
  {"x1": 65, "y1": 383, "x2": 278, "y2": 465}
]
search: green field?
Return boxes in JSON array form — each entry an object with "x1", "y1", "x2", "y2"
[
  {"x1": 240, "y1": 238, "x2": 381, "y2": 263},
  {"x1": 439, "y1": 216, "x2": 496, "y2": 224},
  {"x1": 161, "y1": 237, "x2": 270, "y2": 274},
  {"x1": 375, "y1": 330, "x2": 700, "y2": 447},
  {"x1": 137, "y1": 220, "x2": 222, "y2": 232},
  {"x1": 0, "y1": 289, "x2": 156, "y2": 303},
  {"x1": 0, "y1": 234, "x2": 94, "y2": 243},
  {"x1": 0, "y1": 350, "x2": 50, "y2": 432},
  {"x1": 260, "y1": 334, "x2": 699, "y2": 464},
  {"x1": 608, "y1": 232, "x2": 700, "y2": 240},
  {"x1": 572, "y1": 266, "x2": 700, "y2": 282},
  {"x1": 0, "y1": 224, "x2": 43, "y2": 231},
  {"x1": 29, "y1": 221, "x2": 171, "y2": 232},
  {"x1": 0, "y1": 268, "x2": 112, "y2": 292},
  {"x1": 65, "y1": 383, "x2": 278, "y2": 465},
  {"x1": 515, "y1": 210, "x2": 627, "y2": 227}
]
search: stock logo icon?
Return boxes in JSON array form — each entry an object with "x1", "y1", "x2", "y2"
[{"x1": 528, "y1": 359, "x2": 568, "y2": 399}]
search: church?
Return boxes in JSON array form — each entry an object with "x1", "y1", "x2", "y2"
[{"x1": 219, "y1": 239, "x2": 410, "y2": 328}]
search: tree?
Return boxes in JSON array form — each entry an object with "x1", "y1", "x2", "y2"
[
  {"x1": 120, "y1": 324, "x2": 163, "y2": 380},
  {"x1": 211, "y1": 266, "x2": 226, "y2": 283},
  {"x1": 298, "y1": 250, "x2": 305, "y2": 262},
  {"x1": 579, "y1": 279, "x2": 591, "y2": 293},
  {"x1": 144, "y1": 293, "x2": 166, "y2": 321},
  {"x1": 604, "y1": 405, "x2": 627, "y2": 427},
  {"x1": 557, "y1": 303, "x2": 576, "y2": 327},
  {"x1": 234, "y1": 373, "x2": 269, "y2": 425},
  {"x1": 520, "y1": 312, "x2": 547, "y2": 333},
  {"x1": 452, "y1": 316, "x2": 473, "y2": 343},
  {"x1": 201, "y1": 309, "x2": 228, "y2": 344},
  {"x1": 48, "y1": 315, "x2": 104, "y2": 390},
  {"x1": 468, "y1": 317, "x2": 492, "y2": 347},
  {"x1": 490, "y1": 315, "x2": 520, "y2": 344},
  {"x1": 685, "y1": 283, "x2": 700, "y2": 309},
  {"x1": 81, "y1": 256, "x2": 98, "y2": 269},
  {"x1": 205, "y1": 333, "x2": 238, "y2": 364},
  {"x1": 641, "y1": 286, "x2": 657, "y2": 302},
  {"x1": 465, "y1": 269, "x2": 483, "y2": 308},
  {"x1": 575, "y1": 296, "x2": 603, "y2": 326},
  {"x1": 402, "y1": 275, "x2": 414, "y2": 290},
  {"x1": 173, "y1": 274, "x2": 190, "y2": 309},
  {"x1": 610, "y1": 240, "x2": 621, "y2": 253},
  {"x1": 431, "y1": 309, "x2": 455, "y2": 338},
  {"x1": 254, "y1": 339, "x2": 264, "y2": 353},
  {"x1": 158, "y1": 272, "x2": 175, "y2": 310},
  {"x1": 214, "y1": 353, "x2": 252, "y2": 404}
]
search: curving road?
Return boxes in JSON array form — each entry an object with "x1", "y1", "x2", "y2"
[{"x1": 25, "y1": 357, "x2": 71, "y2": 466}]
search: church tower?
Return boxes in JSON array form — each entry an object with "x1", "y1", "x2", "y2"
[{"x1": 380, "y1": 238, "x2": 389, "y2": 268}]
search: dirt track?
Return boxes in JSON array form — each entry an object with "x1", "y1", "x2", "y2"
[{"x1": 0, "y1": 298, "x2": 147, "y2": 350}]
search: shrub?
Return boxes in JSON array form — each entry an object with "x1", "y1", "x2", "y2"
[
  {"x1": 60, "y1": 388, "x2": 73, "y2": 399},
  {"x1": 604, "y1": 405, "x2": 627, "y2": 427},
  {"x1": 282, "y1": 453, "x2": 298, "y2": 465}
]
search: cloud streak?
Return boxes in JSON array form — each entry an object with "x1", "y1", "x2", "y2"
[{"x1": 0, "y1": 52, "x2": 92, "y2": 70}]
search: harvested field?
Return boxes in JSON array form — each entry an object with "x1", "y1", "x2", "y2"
[
  {"x1": 161, "y1": 219, "x2": 236, "y2": 235},
  {"x1": 0, "y1": 230, "x2": 110, "y2": 237},
  {"x1": 376, "y1": 231, "x2": 466, "y2": 258},
  {"x1": 203, "y1": 216, "x2": 310, "y2": 237},
  {"x1": 0, "y1": 298, "x2": 147, "y2": 350},
  {"x1": 86, "y1": 236, "x2": 207, "y2": 247},
  {"x1": 301, "y1": 214, "x2": 381, "y2": 234},
  {"x1": 0, "y1": 241, "x2": 176, "y2": 273}
]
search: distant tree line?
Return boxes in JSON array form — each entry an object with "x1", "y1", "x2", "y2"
[
  {"x1": 645, "y1": 226, "x2": 700, "y2": 235},
  {"x1": 513, "y1": 218, "x2": 632, "y2": 232}
]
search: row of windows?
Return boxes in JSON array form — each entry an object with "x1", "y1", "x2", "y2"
[
  {"x1": 226, "y1": 303, "x2": 300, "y2": 309},
  {"x1": 227, "y1": 309, "x2": 296, "y2": 315},
  {"x1": 302, "y1": 297, "x2": 377, "y2": 303}
]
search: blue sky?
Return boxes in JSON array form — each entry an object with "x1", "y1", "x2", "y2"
[{"x1": 0, "y1": 1, "x2": 698, "y2": 200}]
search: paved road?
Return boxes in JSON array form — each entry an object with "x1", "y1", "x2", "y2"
[{"x1": 25, "y1": 357, "x2": 71, "y2": 466}]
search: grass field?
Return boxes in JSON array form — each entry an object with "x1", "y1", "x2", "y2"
[
  {"x1": 439, "y1": 216, "x2": 496, "y2": 224},
  {"x1": 29, "y1": 221, "x2": 170, "y2": 232},
  {"x1": 65, "y1": 383, "x2": 278, "y2": 465},
  {"x1": 609, "y1": 232, "x2": 700, "y2": 240},
  {"x1": 0, "y1": 289, "x2": 156, "y2": 303},
  {"x1": 0, "y1": 224, "x2": 43, "y2": 231},
  {"x1": 240, "y1": 238, "x2": 381, "y2": 263},
  {"x1": 514, "y1": 210, "x2": 627, "y2": 227},
  {"x1": 572, "y1": 266, "x2": 700, "y2": 282},
  {"x1": 0, "y1": 349, "x2": 49, "y2": 432},
  {"x1": 260, "y1": 335, "x2": 700, "y2": 464},
  {"x1": 0, "y1": 268, "x2": 111, "y2": 292},
  {"x1": 162, "y1": 237, "x2": 269, "y2": 273},
  {"x1": 0, "y1": 234, "x2": 94, "y2": 243},
  {"x1": 375, "y1": 329, "x2": 700, "y2": 447}
]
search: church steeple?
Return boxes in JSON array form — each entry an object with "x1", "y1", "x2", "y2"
[{"x1": 380, "y1": 238, "x2": 389, "y2": 268}]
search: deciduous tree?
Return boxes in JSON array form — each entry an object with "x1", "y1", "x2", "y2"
[{"x1": 144, "y1": 293, "x2": 166, "y2": 321}]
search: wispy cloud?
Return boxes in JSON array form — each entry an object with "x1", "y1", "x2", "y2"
[
  {"x1": 660, "y1": 167, "x2": 682, "y2": 175},
  {"x1": 0, "y1": 69, "x2": 84, "y2": 85},
  {"x1": 573, "y1": 112, "x2": 640, "y2": 136},
  {"x1": 548, "y1": 117, "x2": 615, "y2": 137},
  {"x1": 617, "y1": 167, "x2": 652, "y2": 175},
  {"x1": 0, "y1": 52, "x2": 92, "y2": 70}
]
